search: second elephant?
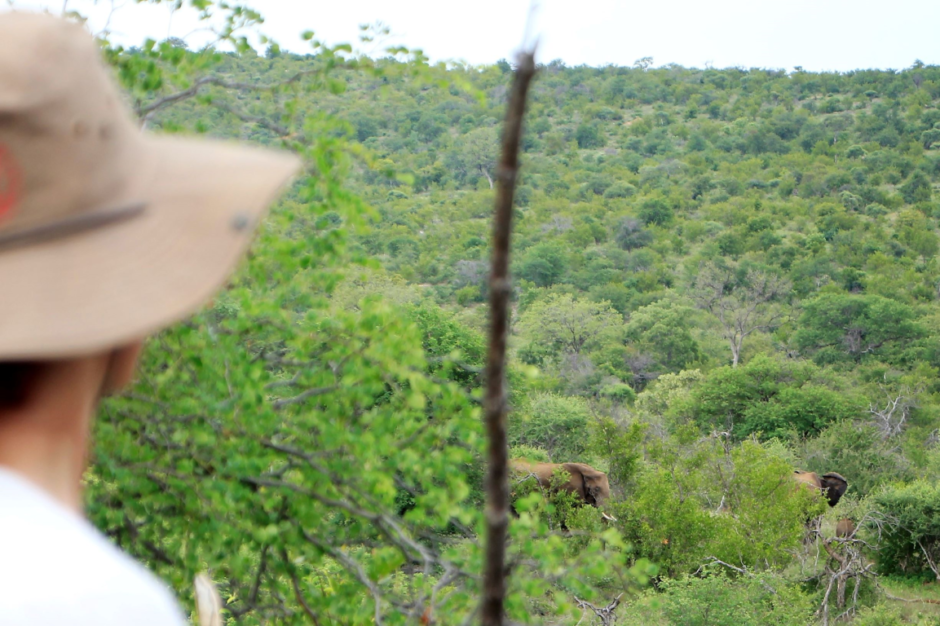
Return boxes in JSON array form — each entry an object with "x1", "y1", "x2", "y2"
[
  {"x1": 510, "y1": 460, "x2": 615, "y2": 519},
  {"x1": 836, "y1": 518, "x2": 856, "y2": 538},
  {"x1": 793, "y1": 470, "x2": 848, "y2": 507}
]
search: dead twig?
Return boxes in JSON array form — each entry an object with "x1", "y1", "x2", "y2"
[{"x1": 574, "y1": 594, "x2": 623, "y2": 626}]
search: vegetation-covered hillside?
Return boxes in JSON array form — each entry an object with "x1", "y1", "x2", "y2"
[{"x1": 99, "y1": 32, "x2": 940, "y2": 625}]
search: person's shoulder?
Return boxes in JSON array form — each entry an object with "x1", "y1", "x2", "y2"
[{"x1": 0, "y1": 470, "x2": 187, "y2": 625}]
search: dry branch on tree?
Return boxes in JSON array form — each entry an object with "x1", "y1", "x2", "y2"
[
  {"x1": 868, "y1": 382, "x2": 921, "y2": 439},
  {"x1": 691, "y1": 264, "x2": 791, "y2": 367},
  {"x1": 801, "y1": 511, "x2": 889, "y2": 626},
  {"x1": 574, "y1": 594, "x2": 623, "y2": 626}
]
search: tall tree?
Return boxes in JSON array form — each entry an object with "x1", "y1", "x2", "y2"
[
  {"x1": 692, "y1": 264, "x2": 791, "y2": 367},
  {"x1": 458, "y1": 127, "x2": 500, "y2": 188},
  {"x1": 793, "y1": 293, "x2": 923, "y2": 364}
]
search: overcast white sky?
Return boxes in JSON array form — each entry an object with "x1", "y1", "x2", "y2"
[{"x1": 8, "y1": 0, "x2": 940, "y2": 72}]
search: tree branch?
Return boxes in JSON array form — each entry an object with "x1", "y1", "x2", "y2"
[
  {"x1": 271, "y1": 385, "x2": 340, "y2": 410},
  {"x1": 482, "y1": 47, "x2": 537, "y2": 626},
  {"x1": 214, "y1": 102, "x2": 290, "y2": 136},
  {"x1": 136, "y1": 67, "x2": 337, "y2": 121}
]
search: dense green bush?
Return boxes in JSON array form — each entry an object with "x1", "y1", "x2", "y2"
[
  {"x1": 509, "y1": 393, "x2": 593, "y2": 463},
  {"x1": 615, "y1": 438, "x2": 819, "y2": 577},
  {"x1": 873, "y1": 481, "x2": 940, "y2": 579},
  {"x1": 794, "y1": 294, "x2": 923, "y2": 365},
  {"x1": 621, "y1": 568, "x2": 814, "y2": 626},
  {"x1": 685, "y1": 355, "x2": 860, "y2": 440}
]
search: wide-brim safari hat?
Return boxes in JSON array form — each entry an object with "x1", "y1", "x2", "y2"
[{"x1": 0, "y1": 12, "x2": 301, "y2": 359}]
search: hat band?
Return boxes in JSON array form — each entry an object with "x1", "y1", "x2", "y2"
[{"x1": 0, "y1": 203, "x2": 147, "y2": 253}]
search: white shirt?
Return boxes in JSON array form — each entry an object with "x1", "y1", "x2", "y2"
[{"x1": 0, "y1": 468, "x2": 187, "y2": 625}]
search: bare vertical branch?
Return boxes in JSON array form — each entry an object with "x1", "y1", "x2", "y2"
[{"x1": 482, "y1": 49, "x2": 537, "y2": 626}]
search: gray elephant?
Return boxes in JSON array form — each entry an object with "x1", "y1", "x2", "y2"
[
  {"x1": 793, "y1": 470, "x2": 848, "y2": 507},
  {"x1": 510, "y1": 460, "x2": 615, "y2": 520},
  {"x1": 836, "y1": 518, "x2": 855, "y2": 538}
]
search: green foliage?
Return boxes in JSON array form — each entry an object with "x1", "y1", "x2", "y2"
[
  {"x1": 80, "y1": 17, "x2": 940, "y2": 619},
  {"x1": 685, "y1": 354, "x2": 860, "y2": 440},
  {"x1": 625, "y1": 299, "x2": 701, "y2": 374},
  {"x1": 83, "y1": 11, "x2": 651, "y2": 621},
  {"x1": 621, "y1": 568, "x2": 814, "y2": 626},
  {"x1": 615, "y1": 217, "x2": 653, "y2": 250},
  {"x1": 509, "y1": 393, "x2": 592, "y2": 462},
  {"x1": 614, "y1": 436, "x2": 819, "y2": 577},
  {"x1": 798, "y1": 421, "x2": 913, "y2": 498},
  {"x1": 604, "y1": 182, "x2": 637, "y2": 199},
  {"x1": 405, "y1": 302, "x2": 485, "y2": 387},
  {"x1": 590, "y1": 417, "x2": 644, "y2": 490},
  {"x1": 516, "y1": 242, "x2": 569, "y2": 287},
  {"x1": 635, "y1": 369, "x2": 704, "y2": 422},
  {"x1": 794, "y1": 294, "x2": 923, "y2": 365},
  {"x1": 873, "y1": 481, "x2": 940, "y2": 579},
  {"x1": 637, "y1": 197, "x2": 673, "y2": 226},
  {"x1": 575, "y1": 122, "x2": 605, "y2": 149},
  {"x1": 516, "y1": 292, "x2": 623, "y2": 363}
]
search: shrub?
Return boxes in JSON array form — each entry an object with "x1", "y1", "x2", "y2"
[
  {"x1": 847, "y1": 144, "x2": 867, "y2": 159},
  {"x1": 575, "y1": 122, "x2": 606, "y2": 148},
  {"x1": 604, "y1": 182, "x2": 637, "y2": 199},
  {"x1": 515, "y1": 242, "x2": 568, "y2": 287},
  {"x1": 509, "y1": 444, "x2": 550, "y2": 463},
  {"x1": 654, "y1": 569, "x2": 813, "y2": 626},
  {"x1": 872, "y1": 481, "x2": 940, "y2": 579},
  {"x1": 599, "y1": 383, "x2": 637, "y2": 404},
  {"x1": 798, "y1": 421, "x2": 912, "y2": 498},
  {"x1": 637, "y1": 197, "x2": 673, "y2": 226},
  {"x1": 509, "y1": 394, "x2": 592, "y2": 462},
  {"x1": 617, "y1": 438, "x2": 816, "y2": 576},
  {"x1": 687, "y1": 355, "x2": 860, "y2": 440},
  {"x1": 615, "y1": 217, "x2": 654, "y2": 250}
]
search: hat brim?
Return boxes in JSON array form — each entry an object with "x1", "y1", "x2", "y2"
[{"x1": 0, "y1": 135, "x2": 301, "y2": 359}]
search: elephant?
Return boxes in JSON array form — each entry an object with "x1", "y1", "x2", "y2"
[
  {"x1": 510, "y1": 460, "x2": 616, "y2": 521},
  {"x1": 836, "y1": 518, "x2": 856, "y2": 538},
  {"x1": 793, "y1": 470, "x2": 848, "y2": 507}
]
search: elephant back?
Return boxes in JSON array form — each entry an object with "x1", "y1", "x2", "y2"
[
  {"x1": 836, "y1": 518, "x2": 855, "y2": 538},
  {"x1": 793, "y1": 470, "x2": 822, "y2": 489},
  {"x1": 509, "y1": 459, "x2": 535, "y2": 474}
]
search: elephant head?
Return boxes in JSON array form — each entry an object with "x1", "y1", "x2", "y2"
[
  {"x1": 820, "y1": 472, "x2": 848, "y2": 507},
  {"x1": 793, "y1": 470, "x2": 848, "y2": 507},
  {"x1": 563, "y1": 462, "x2": 611, "y2": 508}
]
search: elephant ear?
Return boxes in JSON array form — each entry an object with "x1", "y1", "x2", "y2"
[
  {"x1": 580, "y1": 468, "x2": 606, "y2": 504},
  {"x1": 821, "y1": 472, "x2": 848, "y2": 507}
]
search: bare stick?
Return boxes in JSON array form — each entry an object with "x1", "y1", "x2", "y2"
[
  {"x1": 574, "y1": 594, "x2": 623, "y2": 626},
  {"x1": 481, "y1": 49, "x2": 537, "y2": 626}
]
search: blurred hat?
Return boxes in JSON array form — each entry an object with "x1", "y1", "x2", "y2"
[{"x1": 0, "y1": 12, "x2": 300, "y2": 359}]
